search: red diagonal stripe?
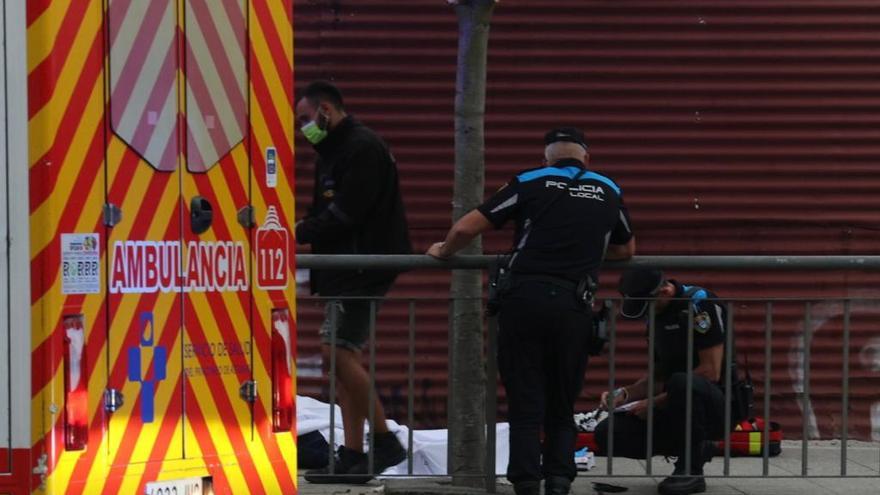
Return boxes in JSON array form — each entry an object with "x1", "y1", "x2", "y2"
[
  {"x1": 248, "y1": 60, "x2": 294, "y2": 239},
  {"x1": 251, "y1": 376, "x2": 297, "y2": 493},
  {"x1": 187, "y1": 164, "x2": 296, "y2": 492},
  {"x1": 29, "y1": 122, "x2": 105, "y2": 306},
  {"x1": 30, "y1": 413, "x2": 64, "y2": 485},
  {"x1": 184, "y1": 164, "x2": 290, "y2": 491},
  {"x1": 247, "y1": 13, "x2": 294, "y2": 201},
  {"x1": 220, "y1": 0, "x2": 247, "y2": 56},
  {"x1": 26, "y1": 0, "x2": 52, "y2": 26},
  {"x1": 31, "y1": 162, "x2": 177, "y2": 488},
  {"x1": 183, "y1": 297, "x2": 267, "y2": 495},
  {"x1": 185, "y1": 126, "x2": 208, "y2": 173},
  {"x1": 184, "y1": 40, "x2": 234, "y2": 167},
  {"x1": 64, "y1": 301, "x2": 112, "y2": 495},
  {"x1": 74, "y1": 198, "x2": 182, "y2": 491},
  {"x1": 182, "y1": 384, "x2": 233, "y2": 491},
  {"x1": 101, "y1": 297, "x2": 182, "y2": 495},
  {"x1": 27, "y1": 0, "x2": 91, "y2": 118},
  {"x1": 185, "y1": 166, "x2": 276, "y2": 390},
  {"x1": 188, "y1": 0, "x2": 247, "y2": 132},
  {"x1": 107, "y1": 0, "x2": 134, "y2": 47},
  {"x1": 29, "y1": 28, "x2": 103, "y2": 214},
  {"x1": 130, "y1": 373, "x2": 185, "y2": 492},
  {"x1": 29, "y1": 145, "x2": 139, "y2": 417},
  {"x1": 128, "y1": 43, "x2": 178, "y2": 154},
  {"x1": 109, "y1": 0, "x2": 173, "y2": 124},
  {"x1": 252, "y1": 0, "x2": 292, "y2": 108},
  {"x1": 99, "y1": 165, "x2": 182, "y2": 476}
]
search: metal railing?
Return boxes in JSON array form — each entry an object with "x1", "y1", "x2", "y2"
[{"x1": 295, "y1": 255, "x2": 880, "y2": 490}]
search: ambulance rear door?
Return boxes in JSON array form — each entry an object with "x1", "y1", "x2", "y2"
[
  {"x1": 180, "y1": 0, "x2": 254, "y2": 458},
  {"x1": 105, "y1": 0, "x2": 184, "y2": 465}
]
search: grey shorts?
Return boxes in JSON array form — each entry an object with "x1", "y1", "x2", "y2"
[{"x1": 319, "y1": 291, "x2": 389, "y2": 351}]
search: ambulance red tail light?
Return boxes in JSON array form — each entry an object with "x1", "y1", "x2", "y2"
[
  {"x1": 271, "y1": 309, "x2": 294, "y2": 431},
  {"x1": 63, "y1": 315, "x2": 88, "y2": 451}
]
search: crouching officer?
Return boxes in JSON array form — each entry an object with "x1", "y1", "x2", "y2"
[
  {"x1": 595, "y1": 268, "x2": 744, "y2": 495},
  {"x1": 428, "y1": 128, "x2": 635, "y2": 495}
]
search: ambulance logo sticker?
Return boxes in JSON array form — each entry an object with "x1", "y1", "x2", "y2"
[
  {"x1": 256, "y1": 206, "x2": 289, "y2": 290},
  {"x1": 61, "y1": 233, "x2": 101, "y2": 295},
  {"x1": 127, "y1": 312, "x2": 167, "y2": 423}
]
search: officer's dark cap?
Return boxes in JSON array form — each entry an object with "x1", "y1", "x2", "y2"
[
  {"x1": 618, "y1": 268, "x2": 665, "y2": 319},
  {"x1": 544, "y1": 127, "x2": 588, "y2": 150}
]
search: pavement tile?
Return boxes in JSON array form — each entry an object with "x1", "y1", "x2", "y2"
[{"x1": 297, "y1": 441, "x2": 880, "y2": 495}]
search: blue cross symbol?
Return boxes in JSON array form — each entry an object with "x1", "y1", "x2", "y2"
[{"x1": 127, "y1": 312, "x2": 167, "y2": 423}]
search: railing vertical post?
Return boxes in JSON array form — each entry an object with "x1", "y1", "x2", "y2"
[
  {"x1": 646, "y1": 300, "x2": 655, "y2": 476},
  {"x1": 841, "y1": 299, "x2": 851, "y2": 476},
  {"x1": 763, "y1": 302, "x2": 772, "y2": 476},
  {"x1": 802, "y1": 301, "x2": 811, "y2": 476},
  {"x1": 485, "y1": 311, "x2": 498, "y2": 493},
  {"x1": 606, "y1": 301, "x2": 617, "y2": 475},
  {"x1": 408, "y1": 300, "x2": 416, "y2": 475},
  {"x1": 447, "y1": 299, "x2": 454, "y2": 475},
  {"x1": 328, "y1": 301, "x2": 339, "y2": 474},
  {"x1": 723, "y1": 302, "x2": 733, "y2": 476},
  {"x1": 685, "y1": 302, "x2": 694, "y2": 475},
  {"x1": 368, "y1": 298, "x2": 377, "y2": 475}
]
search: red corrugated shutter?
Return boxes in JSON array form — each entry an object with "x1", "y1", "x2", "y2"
[{"x1": 295, "y1": 0, "x2": 880, "y2": 441}]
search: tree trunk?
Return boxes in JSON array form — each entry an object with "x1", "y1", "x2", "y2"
[{"x1": 449, "y1": 0, "x2": 496, "y2": 488}]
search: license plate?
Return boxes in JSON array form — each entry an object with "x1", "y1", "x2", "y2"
[{"x1": 145, "y1": 476, "x2": 212, "y2": 495}]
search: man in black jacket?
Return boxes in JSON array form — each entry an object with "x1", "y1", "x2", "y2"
[{"x1": 295, "y1": 81, "x2": 411, "y2": 483}]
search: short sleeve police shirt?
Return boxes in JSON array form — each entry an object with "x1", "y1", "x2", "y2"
[
  {"x1": 652, "y1": 282, "x2": 727, "y2": 379},
  {"x1": 476, "y1": 158, "x2": 633, "y2": 281}
]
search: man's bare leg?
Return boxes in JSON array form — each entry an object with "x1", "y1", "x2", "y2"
[{"x1": 323, "y1": 345, "x2": 389, "y2": 453}]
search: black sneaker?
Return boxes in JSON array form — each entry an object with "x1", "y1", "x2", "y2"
[
  {"x1": 657, "y1": 475, "x2": 706, "y2": 495},
  {"x1": 304, "y1": 446, "x2": 373, "y2": 484},
  {"x1": 658, "y1": 462, "x2": 706, "y2": 495},
  {"x1": 513, "y1": 480, "x2": 540, "y2": 495},
  {"x1": 352, "y1": 431, "x2": 407, "y2": 475},
  {"x1": 544, "y1": 475, "x2": 571, "y2": 495}
]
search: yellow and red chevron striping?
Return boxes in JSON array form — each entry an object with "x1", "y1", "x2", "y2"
[
  {"x1": 27, "y1": 0, "x2": 93, "y2": 120},
  {"x1": 28, "y1": 0, "x2": 295, "y2": 493}
]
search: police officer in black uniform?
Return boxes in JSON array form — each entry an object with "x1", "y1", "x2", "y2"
[
  {"x1": 595, "y1": 268, "x2": 739, "y2": 495},
  {"x1": 428, "y1": 128, "x2": 635, "y2": 495}
]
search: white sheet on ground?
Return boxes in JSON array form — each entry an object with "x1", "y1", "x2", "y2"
[{"x1": 297, "y1": 395, "x2": 510, "y2": 475}]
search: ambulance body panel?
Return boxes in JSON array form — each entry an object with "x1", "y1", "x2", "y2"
[{"x1": 1, "y1": 1, "x2": 297, "y2": 493}]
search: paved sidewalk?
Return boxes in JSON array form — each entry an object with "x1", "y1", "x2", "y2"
[{"x1": 298, "y1": 441, "x2": 880, "y2": 495}]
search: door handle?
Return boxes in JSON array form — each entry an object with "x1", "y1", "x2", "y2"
[{"x1": 190, "y1": 196, "x2": 213, "y2": 234}]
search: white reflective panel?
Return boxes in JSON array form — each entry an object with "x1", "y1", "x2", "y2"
[
  {"x1": 5, "y1": 0, "x2": 28, "y2": 455},
  {"x1": 185, "y1": 0, "x2": 247, "y2": 172},
  {"x1": 0, "y1": 0, "x2": 10, "y2": 470},
  {"x1": 109, "y1": 0, "x2": 179, "y2": 171}
]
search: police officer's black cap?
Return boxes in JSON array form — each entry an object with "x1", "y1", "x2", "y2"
[
  {"x1": 618, "y1": 268, "x2": 665, "y2": 319},
  {"x1": 544, "y1": 127, "x2": 588, "y2": 150}
]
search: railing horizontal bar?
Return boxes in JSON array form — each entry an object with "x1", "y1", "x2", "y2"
[{"x1": 297, "y1": 254, "x2": 880, "y2": 271}]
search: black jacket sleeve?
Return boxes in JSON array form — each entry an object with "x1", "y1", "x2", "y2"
[{"x1": 295, "y1": 142, "x2": 388, "y2": 245}]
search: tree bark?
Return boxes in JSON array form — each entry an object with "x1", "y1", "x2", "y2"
[{"x1": 448, "y1": 0, "x2": 496, "y2": 488}]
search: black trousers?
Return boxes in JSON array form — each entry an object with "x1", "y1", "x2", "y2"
[
  {"x1": 497, "y1": 280, "x2": 592, "y2": 484},
  {"x1": 594, "y1": 373, "x2": 725, "y2": 472}
]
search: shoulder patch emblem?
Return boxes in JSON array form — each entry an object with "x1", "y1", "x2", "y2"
[{"x1": 694, "y1": 312, "x2": 711, "y2": 333}]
